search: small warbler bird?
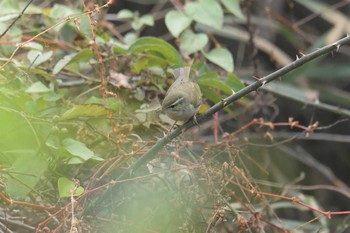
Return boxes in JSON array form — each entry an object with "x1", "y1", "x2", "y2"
[{"x1": 161, "y1": 67, "x2": 202, "y2": 122}]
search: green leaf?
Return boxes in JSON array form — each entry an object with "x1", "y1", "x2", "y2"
[
  {"x1": 22, "y1": 42, "x2": 43, "y2": 51},
  {"x1": 79, "y1": 15, "x2": 92, "y2": 38},
  {"x1": 131, "y1": 55, "x2": 168, "y2": 73},
  {"x1": 204, "y1": 48, "x2": 234, "y2": 72},
  {"x1": 53, "y1": 49, "x2": 93, "y2": 74},
  {"x1": 139, "y1": 14, "x2": 154, "y2": 26},
  {"x1": 62, "y1": 138, "x2": 94, "y2": 161},
  {"x1": 58, "y1": 177, "x2": 84, "y2": 197},
  {"x1": 27, "y1": 50, "x2": 53, "y2": 66},
  {"x1": 50, "y1": 4, "x2": 75, "y2": 19},
  {"x1": 0, "y1": 0, "x2": 20, "y2": 19},
  {"x1": 128, "y1": 37, "x2": 183, "y2": 66},
  {"x1": 25, "y1": 81, "x2": 51, "y2": 93},
  {"x1": 221, "y1": 0, "x2": 244, "y2": 19},
  {"x1": 185, "y1": 0, "x2": 223, "y2": 29},
  {"x1": 59, "y1": 104, "x2": 113, "y2": 120},
  {"x1": 224, "y1": 73, "x2": 244, "y2": 91},
  {"x1": 179, "y1": 30, "x2": 208, "y2": 55},
  {"x1": 131, "y1": 19, "x2": 143, "y2": 31},
  {"x1": 201, "y1": 86, "x2": 224, "y2": 104},
  {"x1": 165, "y1": 10, "x2": 192, "y2": 38},
  {"x1": 116, "y1": 9, "x2": 134, "y2": 19},
  {"x1": 198, "y1": 72, "x2": 232, "y2": 94}
]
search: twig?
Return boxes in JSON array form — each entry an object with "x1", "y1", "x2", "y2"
[{"x1": 0, "y1": 192, "x2": 52, "y2": 211}]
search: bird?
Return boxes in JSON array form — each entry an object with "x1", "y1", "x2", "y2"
[{"x1": 161, "y1": 67, "x2": 202, "y2": 123}]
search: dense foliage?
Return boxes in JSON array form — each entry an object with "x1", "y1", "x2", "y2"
[{"x1": 1, "y1": 0, "x2": 350, "y2": 232}]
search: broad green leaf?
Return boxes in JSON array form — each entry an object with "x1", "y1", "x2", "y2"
[
  {"x1": 221, "y1": 0, "x2": 244, "y2": 19},
  {"x1": 128, "y1": 37, "x2": 183, "y2": 66},
  {"x1": 165, "y1": 10, "x2": 192, "y2": 38},
  {"x1": 59, "y1": 104, "x2": 112, "y2": 120},
  {"x1": 58, "y1": 177, "x2": 84, "y2": 197},
  {"x1": 204, "y1": 48, "x2": 234, "y2": 72},
  {"x1": 53, "y1": 49, "x2": 93, "y2": 74},
  {"x1": 179, "y1": 30, "x2": 208, "y2": 55},
  {"x1": 185, "y1": 0, "x2": 223, "y2": 29},
  {"x1": 116, "y1": 9, "x2": 134, "y2": 19},
  {"x1": 62, "y1": 138, "x2": 94, "y2": 161},
  {"x1": 25, "y1": 81, "x2": 51, "y2": 93},
  {"x1": 27, "y1": 50, "x2": 53, "y2": 66}
]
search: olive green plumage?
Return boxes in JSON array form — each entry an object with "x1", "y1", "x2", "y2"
[{"x1": 161, "y1": 67, "x2": 202, "y2": 121}]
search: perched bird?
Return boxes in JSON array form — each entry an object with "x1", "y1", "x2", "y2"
[{"x1": 161, "y1": 67, "x2": 202, "y2": 122}]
